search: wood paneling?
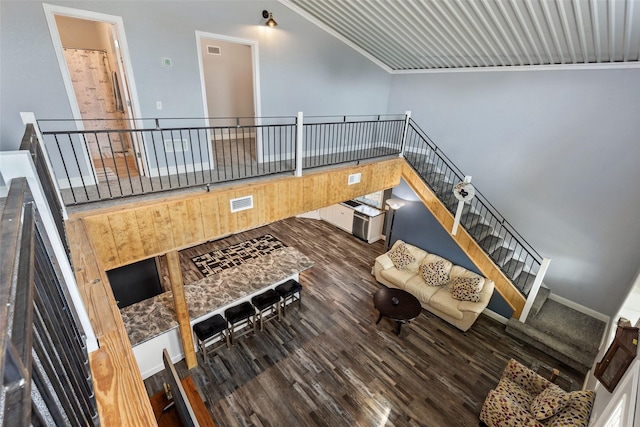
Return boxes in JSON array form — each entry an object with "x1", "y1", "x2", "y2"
[
  {"x1": 400, "y1": 163, "x2": 527, "y2": 317},
  {"x1": 77, "y1": 159, "x2": 403, "y2": 270},
  {"x1": 66, "y1": 219, "x2": 156, "y2": 426}
]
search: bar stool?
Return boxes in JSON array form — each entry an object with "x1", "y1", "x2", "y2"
[
  {"x1": 192, "y1": 314, "x2": 228, "y2": 363},
  {"x1": 251, "y1": 289, "x2": 281, "y2": 331},
  {"x1": 224, "y1": 301, "x2": 256, "y2": 346},
  {"x1": 275, "y1": 279, "x2": 303, "y2": 317}
]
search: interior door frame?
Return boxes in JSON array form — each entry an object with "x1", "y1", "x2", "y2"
[
  {"x1": 195, "y1": 31, "x2": 263, "y2": 162},
  {"x1": 42, "y1": 4, "x2": 147, "y2": 180}
]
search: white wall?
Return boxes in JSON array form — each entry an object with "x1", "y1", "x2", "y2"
[
  {"x1": 388, "y1": 69, "x2": 640, "y2": 316},
  {"x1": 0, "y1": 0, "x2": 391, "y2": 150}
]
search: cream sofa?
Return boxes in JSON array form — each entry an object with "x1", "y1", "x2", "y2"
[{"x1": 373, "y1": 240, "x2": 495, "y2": 332}]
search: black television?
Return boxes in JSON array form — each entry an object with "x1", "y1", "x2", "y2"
[{"x1": 162, "y1": 349, "x2": 199, "y2": 427}]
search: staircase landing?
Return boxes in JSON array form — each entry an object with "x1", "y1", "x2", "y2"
[{"x1": 506, "y1": 291, "x2": 607, "y2": 375}]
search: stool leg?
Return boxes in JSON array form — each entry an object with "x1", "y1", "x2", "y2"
[
  {"x1": 277, "y1": 300, "x2": 281, "y2": 321},
  {"x1": 225, "y1": 327, "x2": 231, "y2": 348}
]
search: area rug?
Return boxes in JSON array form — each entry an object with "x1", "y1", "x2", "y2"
[{"x1": 191, "y1": 234, "x2": 287, "y2": 277}]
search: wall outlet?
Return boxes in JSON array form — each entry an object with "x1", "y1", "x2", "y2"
[{"x1": 156, "y1": 101, "x2": 163, "y2": 110}]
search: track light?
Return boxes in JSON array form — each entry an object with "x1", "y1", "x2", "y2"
[{"x1": 262, "y1": 10, "x2": 278, "y2": 27}]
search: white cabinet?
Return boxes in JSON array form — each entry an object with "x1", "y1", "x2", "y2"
[
  {"x1": 366, "y1": 212, "x2": 385, "y2": 243},
  {"x1": 320, "y1": 204, "x2": 354, "y2": 233}
]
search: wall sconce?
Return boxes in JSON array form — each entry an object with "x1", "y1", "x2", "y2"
[
  {"x1": 384, "y1": 198, "x2": 406, "y2": 251},
  {"x1": 262, "y1": 10, "x2": 278, "y2": 27}
]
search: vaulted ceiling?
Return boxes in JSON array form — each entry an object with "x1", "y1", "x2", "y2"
[{"x1": 281, "y1": 0, "x2": 640, "y2": 72}]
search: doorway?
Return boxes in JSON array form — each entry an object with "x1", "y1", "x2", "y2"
[
  {"x1": 196, "y1": 32, "x2": 262, "y2": 161},
  {"x1": 44, "y1": 5, "x2": 145, "y2": 183}
]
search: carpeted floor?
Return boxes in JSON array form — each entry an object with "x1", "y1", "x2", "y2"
[{"x1": 190, "y1": 234, "x2": 286, "y2": 277}]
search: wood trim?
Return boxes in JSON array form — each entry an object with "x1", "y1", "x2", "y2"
[
  {"x1": 166, "y1": 250, "x2": 197, "y2": 369},
  {"x1": 66, "y1": 219, "x2": 157, "y2": 426},
  {"x1": 77, "y1": 159, "x2": 404, "y2": 270},
  {"x1": 400, "y1": 163, "x2": 526, "y2": 317}
]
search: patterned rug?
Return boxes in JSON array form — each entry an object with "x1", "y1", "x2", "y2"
[{"x1": 191, "y1": 234, "x2": 287, "y2": 277}]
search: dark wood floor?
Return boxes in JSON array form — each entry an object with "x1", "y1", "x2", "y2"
[{"x1": 145, "y1": 217, "x2": 584, "y2": 427}]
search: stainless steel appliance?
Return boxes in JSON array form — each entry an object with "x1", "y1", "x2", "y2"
[{"x1": 352, "y1": 212, "x2": 369, "y2": 241}]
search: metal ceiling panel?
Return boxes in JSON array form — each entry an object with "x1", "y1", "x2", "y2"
[{"x1": 282, "y1": 0, "x2": 640, "y2": 71}]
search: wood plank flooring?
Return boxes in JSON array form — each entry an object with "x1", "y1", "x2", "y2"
[{"x1": 146, "y1": 217, "x2": 584, "y2": 427}]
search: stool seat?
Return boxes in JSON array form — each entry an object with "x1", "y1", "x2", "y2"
[
  {"x1": 193, "y1": 314, "x2": 228, "y2": 362},
  {"x1": 193, "y1": 314, "x2": 227, "y2": 341},
  {"x1": 251, "y1": 289, "x2": 281, "y2": 331},
  {"x1": 252, "y1": 289, "x2": 280, "y2": 310},
  {"x1": 225, "y1": 302, "x2": 254, "y2": 324},
  {"x1": 275, "y1": 279, "x2": 303, "y2": 317},
  {"x1": 275, "y1": 279, "x2": 302, "y2": 297},
  {"x1": 225, "y1": 301, "x2": 256, "y2": 345}
]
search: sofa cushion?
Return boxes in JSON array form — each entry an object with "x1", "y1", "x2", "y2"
[
  {"x1": 451, "y1": 277, "x2": 482, "y2": 302},
  {"x1": 420, "y1": 260, "x2": 450, "y2": 287},
  {"x1": 387, "y1": 242, "x2": 415, "y2": 270},
  {"x1": 448, "y1": 265, "x2": 485, "y2": 292},
  {"x1": 404, "y1": 275, "x2": 441, "y2": 302},
  {"x1": 427, "y1": 289, "x2": 464, "y2": 320},
  {"x1": 530, "y1": 384, "x2": 569, "y2": 420},
  {"x1": 380, "y1": 268, "x2": 416, "y2": 288}
]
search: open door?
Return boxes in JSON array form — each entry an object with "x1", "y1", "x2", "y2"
[
  {"x1": 196, "y1": 31, "x2": 263, "y2": 163},
  {"x1": 44, "y1": 4, "x2": 146, "y2": 184}
]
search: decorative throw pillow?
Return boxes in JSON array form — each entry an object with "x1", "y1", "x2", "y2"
[
  {"x1": 420, "y1": 261, "x2": 449, "y2": 286},
  {"x1": 530, "y1": 385, "x2": 570, "y2": 420},
  {"x1": 387, "y1": 243, "x2": 415, "y2": 270},
  {"x1": 451, "y1": 277, "x2": 482, "y2": 302}
]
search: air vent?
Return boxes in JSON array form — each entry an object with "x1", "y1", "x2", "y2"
[
  {"x1": 207, "y1": 45, "x2": 221, "y2": 55},
  {"x1": 348, "y1": 173, "x2": 361, "y2": 185},
  {"x1": 230, "y1": 195, "x2": 253, "y2": 213}
]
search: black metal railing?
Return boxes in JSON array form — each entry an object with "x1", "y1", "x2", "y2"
[
  {"x1": 303, "y1": 115, "x2": 404, "y2": 168},
  {"x1": 404, "y1": 119, "x2": 542, "y2": 296},
  {"x1": 19, "y1": 123, "x2": 70, "y2": 259},
  {"x1": 0, "y1": 178, "x2": 98, "y2": 426},
  {"x1": 37, "y1": 114, "x2": 405, "y2": 205},
  {"x1": 38, "y1": 116, "x2": 298, "y2": 205}
]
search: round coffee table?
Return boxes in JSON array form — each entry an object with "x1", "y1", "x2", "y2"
[{"x1": 373, "y1": 288, "x2": 422, "y2": 337}]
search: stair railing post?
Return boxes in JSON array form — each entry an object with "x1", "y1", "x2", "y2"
[
  {"x1": 399, "y1": 110, "x2": 411, "y2": 158},
  {"x1": 20, "y1": 112, "x2": 67, "y2": 219},
  {"x1": 295, "y1": 111, "x2": 303, "y2": 177},
  {"x1": 519, "y1": 257, "x2": 552, "y2": 323}
]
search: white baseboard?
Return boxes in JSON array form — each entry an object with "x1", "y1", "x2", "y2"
[
  {"x1": 57, "y1": 175, "x2": 96, "y2": 189},
  {"x1": 547, "y1": 293, "x2": 610, "y2": 323},
  {"x1": 147, "y1": 162, "x2": 212, "y2": 178},
  {"x1": 483, "y1": 308, "x2": 509, "y2": 324}
]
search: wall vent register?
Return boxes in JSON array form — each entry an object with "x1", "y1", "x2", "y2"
[
  {"x1": 207, "y1": 45, "x2": 221, "y2": 55},
  {"x1": 230, "y1": 195, "x2": 253, "y2": 213}
]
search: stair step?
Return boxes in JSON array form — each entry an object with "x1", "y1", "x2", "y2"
[
  {"x1": 479, "y1": 235, "x2": 504, "y2": 254},
  {"x1": 505, "y1": 318, "x2": 597, "y2": 375},
  {"x1": 468, "y1": 223, "x2": 493, "y2": 242},
  {"x1": 527, "y1": 299, "x2": 605, "y2": 355},
  {"x1": 502, "y1": 259, "x2": 525, "y2": 279},
  {"x1": 529, "y1": 286, "x2": 551, "y2": 319},
  {"x1": 461, "y1": 212, "x2": 484, "y2": 229},
  {"x1": 514, "y1": 271, "x2": 536, "y2": 295},
  {"x1": 491, "y1": 246, "x2": 514, "y2": 266}
]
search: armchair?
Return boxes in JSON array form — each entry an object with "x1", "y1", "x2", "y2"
[{"x1": 480, "y1": 359, "x2": 595, "y2": 427}]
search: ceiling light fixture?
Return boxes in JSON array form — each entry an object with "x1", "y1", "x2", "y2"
[{"x1": 262, "y1": 10, "x2": 278, "y2": 27}]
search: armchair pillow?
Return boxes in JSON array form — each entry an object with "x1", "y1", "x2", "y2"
[
  {"x1": 530, "y1": 384, "x2": 569, "y2": 420},
  {"x1": 387, "y1": 242, "x2": 415, "y2": 270}
]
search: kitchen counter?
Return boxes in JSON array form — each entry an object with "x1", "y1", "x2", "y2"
[{"x1": 340, "y1": 201, "x2": 383, "y2": 217}]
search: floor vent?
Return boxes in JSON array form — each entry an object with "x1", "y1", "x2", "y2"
[{"x1": 230, "y1": 195, "x2": 253, "y2": 212}]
